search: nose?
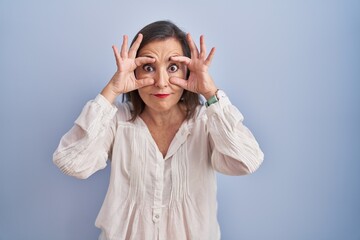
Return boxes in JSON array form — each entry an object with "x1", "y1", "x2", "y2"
[{"x1": 154, "y1": 68, "x2": 169, "y2": 88}]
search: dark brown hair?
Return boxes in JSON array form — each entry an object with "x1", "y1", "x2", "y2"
[{"x1": 123, "y1": 20, "x2": 201, "y2": 121}]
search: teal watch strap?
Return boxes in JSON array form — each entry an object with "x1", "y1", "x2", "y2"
[{"x1": 205, "y1": 93, "x2": 219, "y2": 107}]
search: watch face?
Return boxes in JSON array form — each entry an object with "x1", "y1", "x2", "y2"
[{"x1": 216, "y1": 90, "x2": 227, "y2": 99}]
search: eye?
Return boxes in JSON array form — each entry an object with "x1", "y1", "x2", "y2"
[
  {"x1": 168, "y1": 64, "x2": 179, "y2": 73},
  {"x1": 143, "y1": 64, "x2": 154, "y2": 72}
]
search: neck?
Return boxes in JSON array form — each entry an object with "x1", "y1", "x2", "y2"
[{"x1": 141, "y1": 104, "x2": 186, "y2": 127}]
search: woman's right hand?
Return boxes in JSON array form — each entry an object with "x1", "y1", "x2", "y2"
[{"x1": 101, "y1": 34, "x2": 155, "y2": 104}]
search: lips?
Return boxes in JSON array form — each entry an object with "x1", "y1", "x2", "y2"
[{"x1": 153, "y1": 94, "x2": 170, "y2": 98}]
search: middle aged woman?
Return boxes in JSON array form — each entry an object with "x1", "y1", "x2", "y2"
[{"x1": 53, "y1": 20, "x2": 264, "y2": 240}]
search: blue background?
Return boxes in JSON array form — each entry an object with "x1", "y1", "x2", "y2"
[{"x1": 1, "y1": 0, "x2": 359, "y2": 239}]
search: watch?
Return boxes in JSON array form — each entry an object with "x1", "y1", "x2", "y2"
[{"x1": 205, "y1": 89, "x2": 227, "y2": 107}]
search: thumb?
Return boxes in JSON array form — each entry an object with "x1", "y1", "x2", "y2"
[
  {"x1": 170, "y1": 77, "x2": 189, "y2": 90},
  {"x1": 135, "y1": 78, "x2": 155, "y2": 89}
]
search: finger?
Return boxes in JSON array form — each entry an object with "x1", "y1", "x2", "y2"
[
  {"x1": 135, "y1": 78, "x2": 155, "y2": 89},
  {"x1": 112, "y1": 45, "x2": 121, "y2": 67},
  {"x1": 135, "y1": 56, "x2": 155, "y2": 67},
  {"x1": 200, "y1": 35, "x2": 206, "y2": 59},
  {"x1": 187, "y1": 33, "x2": 199, "y2": 58},
  {"x1": 205, "y1": 47, "x2": 216, "y2": 66},
  {"x1": 169, "y1": 77, "x2": 189, "y2": 90},
  {"x1": 120, "y1": 35, "x2": 128, "y2": 58},
  {"x1": 129, "y1": 33, "x2": 143, "y2": 59},
  {"x1": 170, "y1": 56, "x2": 191, "y2": 65}
]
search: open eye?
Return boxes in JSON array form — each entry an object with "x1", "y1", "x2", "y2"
[
  {"x1": 143, "y1": 64, "x2": 154, "y2": 72},
  {"x1": 168, "y1": 64, "x2": 179, "y2": 73}
]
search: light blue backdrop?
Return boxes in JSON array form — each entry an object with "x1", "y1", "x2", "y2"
[{"x1": 1, "y1": 0, "x2": 359, "y2": 239}]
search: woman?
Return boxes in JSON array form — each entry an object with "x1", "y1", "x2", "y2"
[{"x1": 53, "y1": 20, "x2": 264, "y2": 240}]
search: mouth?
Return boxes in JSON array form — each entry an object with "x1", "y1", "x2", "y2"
[{"x1": 153, "y1": 94, "x2": 170, "y2": 98}]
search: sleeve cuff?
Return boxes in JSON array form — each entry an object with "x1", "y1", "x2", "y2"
[
  {"x1": 95, "y1": 94, "x2": 117, "y2": 112},
  {"x1": 74, "y1": 94, "x2": 118, "y2": 131},
  {"x1": 205, "y1": 96, "x2": 232, "y2": 117}
]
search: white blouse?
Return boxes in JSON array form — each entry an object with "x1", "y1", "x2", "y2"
[{"x1": 53, "y1": 93, "x2": 264, "y2": 240}]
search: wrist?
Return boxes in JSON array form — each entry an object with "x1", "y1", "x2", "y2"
[
  {"x1": 203, "y1": 87, "x2": 218, "y2": 100},
  {"x1": 205, "y1": 89, "x2": 227, "y2": 107},
  {"x1": 100, "y1": 85, "x2": 120, "y2": 104}
]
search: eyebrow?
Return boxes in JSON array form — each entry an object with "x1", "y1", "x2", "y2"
[
  {"x1": 141, "y1": 54, "x2": 154, "y2": 59},
  {"x1": 138, "y1": 54, "x2": 181, "y2": 61}
]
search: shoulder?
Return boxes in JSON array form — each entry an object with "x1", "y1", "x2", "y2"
[
  {"x1": 188, "y1": 104, "x2": 207, "y2": 125},
  {"x1": 114, "y1": 101, "x2": 133, "y2": 123}
]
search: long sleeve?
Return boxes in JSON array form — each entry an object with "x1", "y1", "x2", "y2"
[
  {"x1": 53, "y1": 94, "x2": 118, "y2": 179},
  {"x1": 206, "y1": 96, "x2": 264, "y2": 176}
]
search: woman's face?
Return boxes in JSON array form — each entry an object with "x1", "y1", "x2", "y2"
[{"x1": 135, "y1": 38, "x2": 186, "y2": 114}]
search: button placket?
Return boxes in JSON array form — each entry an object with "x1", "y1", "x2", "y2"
[{"x1": 152, "y1": 154, "x2": 165, "y2": 223}]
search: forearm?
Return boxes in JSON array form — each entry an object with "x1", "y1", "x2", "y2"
[
  {"x1": 207, "y1": 97, "x2": 264, "y2": 175},
  {"x1": 101, "y1": 82, "x2": 120, "y2": 104},
  {"x1": 53, "y1": 94, "x2": 117, "y2": 179}
]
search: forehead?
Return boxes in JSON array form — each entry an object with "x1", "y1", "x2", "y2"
[{"x1": 138, "y1": 38, "x2": 184, "y2": 57}]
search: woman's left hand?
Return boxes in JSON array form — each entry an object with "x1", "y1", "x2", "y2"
[{"x1": 169, "y1": 34, "x2": 217, "y2": 100}]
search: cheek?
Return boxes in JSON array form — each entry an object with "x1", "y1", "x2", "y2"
[
  {"x1": 137, "y1": 88, "x2": 148, "y2": 102},
  {"x1": 135, "y1": 68, "x2": 151, "y2": 79}
]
